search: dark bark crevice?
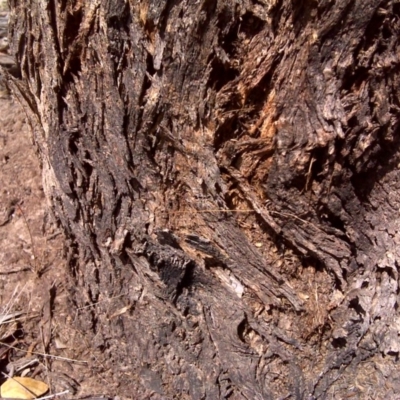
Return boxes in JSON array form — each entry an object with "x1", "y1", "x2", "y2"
[{"x1": 7, "y1": 0, "x2": 400, "y2": 398}]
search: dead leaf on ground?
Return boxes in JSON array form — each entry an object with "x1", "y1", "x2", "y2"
[{"x1": 0, "y1": 376, "x2": 48, "y2": 399}]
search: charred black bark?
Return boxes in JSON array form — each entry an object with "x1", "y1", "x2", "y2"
[{"x1": 8, "y1": 0, "x2": 400, "y2": 398}]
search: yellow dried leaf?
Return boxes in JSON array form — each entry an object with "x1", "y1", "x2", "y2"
[
  {"x1": 110, "y1": 304, "x2": 132, "y2": 319},
  {"x1": 0, "y1": 377, "x2": 49, "y2": 399},
  {"x1": 298, "y1": 292, "x2": 310, "y2": 301}
]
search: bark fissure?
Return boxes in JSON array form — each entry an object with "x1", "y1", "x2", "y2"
[{"x1": 8, "y1": 0, "x2": 400, "y2": 397}]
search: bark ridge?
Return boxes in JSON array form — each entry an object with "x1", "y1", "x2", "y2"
[{"x1": 8, "y1": 0, "x2": 400, "y2": 398}]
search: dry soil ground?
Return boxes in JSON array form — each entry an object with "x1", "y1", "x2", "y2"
[{"x1": 0, "y1": 96, "x2": 120, "y2": 399}]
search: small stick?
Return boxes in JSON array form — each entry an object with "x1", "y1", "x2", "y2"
[
  {"x1": 40, "y1": 325, "x2": 50, "y2": 383},
  {"x1": 304, "y1": 156, "x2": 315, "y2": 193},
  {"x1": 269, "y1": 210, "x2": 323, "y2": 233},
  {"x1": 172, "y1": 208, "x2": 324, "y2": 232},
  {"x1": 36, "y1": 390, "x2": 70, "y2": 400},
  {"x1": 0, "y1": 267, "x2": 31, "y2": 275},
  {"x1": 0, "y1": 342, "x2": 87, "y2": 364}
]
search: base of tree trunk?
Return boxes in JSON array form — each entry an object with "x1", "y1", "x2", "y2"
[{"x1": 7, "y1": 0, "x2": 400, "y2": 398}]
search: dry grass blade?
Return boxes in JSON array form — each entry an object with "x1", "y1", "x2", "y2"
[
  {"x1": 0, "y1": 283, "x2": 28, "y2": 339},
  {"x1": 0, "y1": 311, "x2": 24, "y2": 325},
  {"x1": 36, "y1": 390, "x2": 70, "y2": 400},
  {"x1": 0, "y1": 342, "x2": 88, "y2": 364},
  {"x1": 1, "y1": 284, "x2": 23, "y2": 315}
]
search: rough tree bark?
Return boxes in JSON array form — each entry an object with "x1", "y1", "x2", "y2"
[{"x1": 6, "y1": 0, "x2": 400, "y2": 398}]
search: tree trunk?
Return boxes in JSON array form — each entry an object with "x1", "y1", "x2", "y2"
[{"x1": 7, "y1": 0, "x2": 400, "y2": 398}]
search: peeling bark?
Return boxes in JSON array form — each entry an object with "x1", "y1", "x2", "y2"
[{"x1": 7, "y1": 0, "x2": 400, "y2": 398}]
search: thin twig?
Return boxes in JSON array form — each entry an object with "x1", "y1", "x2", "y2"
[
  {"x1": 1, "y1": 283, "x2": 22, "y2": 317},
  {"x1": 0, "y1": 342, "x2": 87, "y2": 364},
  {"x1": 269, "y1": 210, "x2": 324, "y2": 233},
  {"x1": 173, "y1": 206, "x2": 326, "y2": 234},
  {"x1": 0, "y1": 267, "x2": 32, "y2": 275},
  {"x1": 36, "y1": 390, "x2": 70, "y2": 400},
  {"x1": 0, "y1": 314, "x2": 40, "y2": 325},
  {"x1": 304, "y1": 156, "x2": 316, "y2": 193},
  {"x1": 0, "y1": 311, "x2": 24, "y2": 324},
  {"x1": 0, "y1": 283, "x2": 28, "y2": 340},
  {"x1": 40, "y1": 325, "x2": 50, "y2": 384}
]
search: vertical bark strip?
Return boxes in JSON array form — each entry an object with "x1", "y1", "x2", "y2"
[{"x1": 8, "y1": 0, "x2": 400, "y2": 398}]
